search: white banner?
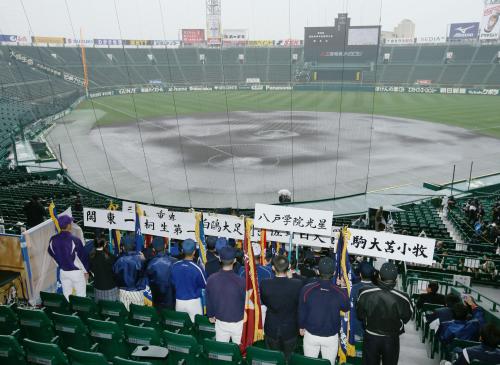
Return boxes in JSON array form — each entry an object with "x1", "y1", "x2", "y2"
[
  {"x1": 222, "y1": 29, "x2": 248, "y2": 45},
  {"x1": 203, "y1": 213, "x2": 245, "y2": 240},
  {"x1": 165, "y1": 211, "x2": 196, "y2": 240},
  {"x1": 83, "y1": 208, "x2": 135, "y2": 231},
  {"x1": 254, "y1": 203, "x2": 333, "y2": 236},
  {"x1": 250, "y1": 226, "x2": 336, "y2": 248},
  {"x1": 139, "y1": 215, "x2": 170, "y2": 238},
  {"x1": 480, "y1": 3, "x2": 500, "y2": 40},
  {"x1": 122, "y1": 201, "x2": 135, "y2": 215},
  {"x1": 384, "y1": 37, "x2": 415, "y2": 45},
  {"x1": 416, "y1": 35, "x2": 447, "y2": 44},
  {"x1": 139, "y1": 204, "x2": 169, "y2": 219}
]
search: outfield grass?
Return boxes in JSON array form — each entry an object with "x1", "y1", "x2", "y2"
[{"x1": 78, "y1": 91, "x2": 500, "y2": 138}]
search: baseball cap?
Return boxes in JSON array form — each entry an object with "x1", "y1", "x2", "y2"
[
  {"x1": 219, "y1": 246, "x2": 236, "y2": 261},
  {"x1": 182, "y1": 239, "x2": 196, "y2": 254},
  {"x1": 318, "y1": 257, "x2": 336, "y2": 276},
  {"x1": 121, "y1": 234, "x2": 136, "y2": 251},
  {"x1": 252, "y1": 242, "x2": 262, "y2": 257},
  {"x1": 206, "y1": 236, "x2": 217, "y2": 250},
  {"x1": 359, "y1": 261, "x2": 375, "y2": 278},
  {"x1": 215, "y1": 237, "x2": 228, "y2": 253},
  {"x1": 58, "y1": 215, "x2": 73, "y2": 229},
  {"x1": 152, "y1": 236, "x2": 164, "y2": 251},
  {"x1": 380, "y1": 262, "x2": 398, "y2": 281}
]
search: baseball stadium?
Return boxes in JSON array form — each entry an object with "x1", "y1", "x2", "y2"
[{"x1": 0, "y1": 0, "x2": 499, "y2": 365}]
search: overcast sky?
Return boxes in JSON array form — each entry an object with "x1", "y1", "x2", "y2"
[{"x1": 0, "y1": 0, "x2": 486, "y2": 40}]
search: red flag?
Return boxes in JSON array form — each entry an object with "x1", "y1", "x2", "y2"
[{"x1": 240, "y1": 218, "x2": 264, "y2": 354}]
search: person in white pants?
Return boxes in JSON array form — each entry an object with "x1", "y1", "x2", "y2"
[
  {"x1": 298, "y1": 257, "x2": 349, "y2": 365},
  {"x1": 47, "y1": 215, "x2": 89, "y2": 300},
  {"x1": 206, "y1": 246, "x2": 245, "y2": 344}
]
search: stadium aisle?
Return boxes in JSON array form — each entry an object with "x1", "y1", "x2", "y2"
[{"x1": 399, "y1": 322, "x2": 437, "y2": 365}]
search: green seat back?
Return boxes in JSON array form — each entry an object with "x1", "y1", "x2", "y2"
[
  {"x1": 290, "y1": 353, "x2": 330, "y2": 365},
  {"x1": 129, "y1": 304, "x2": 160, "y2": 329},
  {"x1": 66, "y1": 347, "x2": 108, "y2": 365},
  {"x1": 98, "y1": 300, "x2": 128, "y2": 327},
  {"x1": 0, "y1": 335, "x2": 26, "y2": 364},
  {"x1": 40, "y1": 292, "x2": 70, "y2": 317},
  {"x1": 18, "y1": 308, "x2": 56, "y2": 343},
  {"x1": 51, "y1": 312, "x2": 94, "y2": 351},
  {"x1": 69, "y1": 295, "x2": 99, "y2": 322},
  {"x1": 86, "y1": 318, "x2": 129, "y2": 361},
  {"x1": 194, "y1": 314, "x2": 215, "y2": 341},
  {"x1": 246, "y1": 346, "x2": 286, "y2": 365},
  {"x1": 160, "y1": 309, "x2": 193, "y2": 335},
  {"x1": 203, "y1": 339, "x2": 243, "y2": 365},
  {"x1": 161, "y1": 330, "x2": 201, "y2": 365},
  {"x1": 113, "y1": 356, "x2": 153, "y2": 365},
  {"x1": 0, "y1": 304, "x2": 19, "y2": 336},
  {"x1": 23, "y1": 338, "x2": 68, "y2": 365},
  {"x1": 124, "y1": 324, "x2": 162, "y2": 353}
]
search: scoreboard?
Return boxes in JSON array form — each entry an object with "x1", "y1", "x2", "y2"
[{"x1": 304, "y1": 13, "x2": 380, "y2": 64}]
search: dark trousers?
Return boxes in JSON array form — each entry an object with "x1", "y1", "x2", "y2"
[
  {"x1": 362, "y1": 333, "x2": 399, "y2": 365},
  {"x1": 265, "y1": 335, "x2": 297, "y2": 361}
]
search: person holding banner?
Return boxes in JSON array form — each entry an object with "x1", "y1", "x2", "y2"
[
  {"x1": 298, "y1": 257, "x2": 349, "y2": 365},
  {"x1": 171, "y1": 239, "x2": 207, "y2": 322},
  {"x1": 47, "y1": 215, "x2": 89, "y2": 300},
  {"x1": 113, "y1": 235, "x2": 147, "y2": 310},
  {"x1": 238, "y1": 243, "x2": 273, "y2": 284},
  {"x1": 356, "y1": 262, "x2": 413, "y2": 365},
  {"x1": 146, "y1": 237, "x2": 177, "y2": 310},
  {"x1": 206, "y1": 246, "x2": 245, "y2": 344},
  {"x1": 89, "y1": 238, "x2": 118, "y2": 303}
]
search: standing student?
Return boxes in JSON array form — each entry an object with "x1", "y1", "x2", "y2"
[
  {"x1": 170, "y1": 239, "x2": 207, "y2": 322},
  {"x1": 48, "y1": 215, "x2": 89, "y2": 300},
  {"x1": 298, "y1": 257, "x2": 349, "y2": 365},
  {"x1": 350, "y1": 261, "x2": 375, "y2": 340},
  {"x1": 206, "y1": 246, "x2": 245, "y2": 344},
  {"x1": 89, "y1": 238, "x2": 118, "y2": 302},
  {"x1": 146, "y1": 237, "x2": 177, "y2": 310},
  {"x1": 356, "y1": 262, "x2": 413, "y2": 365},
  {"x1": 260, "y1": 255, "x2": 303, "y2": 360}
]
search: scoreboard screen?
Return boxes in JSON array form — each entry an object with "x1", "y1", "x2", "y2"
[{"x1": 304, "y1": 14, "x2": 380, "y2": 64}]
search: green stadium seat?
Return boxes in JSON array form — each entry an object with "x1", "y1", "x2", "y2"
[
  {"x1": 160, "y1": 309, "x2": 193, "y2": 335},
  {"x1": 113, "y1": 357, "x2": 153, "y2": 365},
  {"x1": 0, "y1": 334, "x2": 26, "y2": 364},
  {"x1": 17, "y1": 307, "x2": 58, "y2": 343},
  {"x1": 129, "y1": 304, "x2": 161, "y2": 329},
  {"x1": 23, "y1": 338, "x2": 69, "y2": 365},
  {"x1": 51, "y1": 312, "x2": 97, "y2": 351},
  {"x1": 203, "y1": 339, "x2": 243, "y2": 365},
  {"x1": 0, "y1": 304, "x2": 19, "y2": 336},
  {"x1": 66, "y1": 347, "x2": 108, "y2": 365},
  {"x1": 40, "y1": 292, "x2": 71, "y2": 317},
  {"x1": 86, "y1": 318, "x2": 129, "y2": 361},
  {"x1": 161, "y1": 330, "x2": 202, "y2": 365},
  {"x1": 194, "y1": 314, "x2": 215, "y2": 341},
  {"x1": 99, "y1": 299, "x2": 129, "y2": 327},
  {"x1": 124, "y1": 324, "x2": 162, "y2": 353},
  {"x1": 246, "y1": 346, "x2": 286, "y2": 365},
  {"x1": 289, "y1": 353, "x2": 330, "y2": 365},
  {"x1": 69, "y1": 295, "x2": 100, "y2": 322}
]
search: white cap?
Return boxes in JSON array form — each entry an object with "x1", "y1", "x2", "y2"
[
  {"x1": 252, "y1": 242, "x2": 262, "y2": 256},
  {"x1": 278, "y1": 189, "x2": 292, "y2": 197}
]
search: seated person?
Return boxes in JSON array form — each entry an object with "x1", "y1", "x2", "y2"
[
  {"x1": 426, "y1": 293, "x2": 461, "y2": 324},
  {"x1": 441, "y1": 323, "x2": 500, "y2": 365},
  {"x1": 416, "y1": 281, "x2": 446, "y2": 310},
  {"x1": 438, "y1": 299, "x2": 485, "y2": 344}
]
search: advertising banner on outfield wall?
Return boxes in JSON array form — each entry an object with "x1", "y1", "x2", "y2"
[
  {"x1": 0, "y1": 34, "x2": 19, "y2": 43},
  {"x1": 480, "y1": 3, "x2": 500, "y2": 40},
  {"x1": 247, "y1": 40, "x2": 274, "y2": 47},
  {"x1": 65, "y1": 38, "x2": 94, "y2": 46},
  {"x1": 448, "y1": 22, "x2": 480, "y2": 40},
  {"x1": 416, "y1": 35, "x2": 447, "y2": 44},
  {"x1": 152, "y1": 40, "x2": 180, "y2": 48},
  {"x1": 94, "y1": 38, "x2": 122, "y2": 46},
  {"x1": 123, "y1": 39, "x2": 153, "y2": 46},
  {"x1": 182, "y1": 29, "x2": 205, "y2": 45},
  {"x1": 384, "y1": 37, "x2": 415, "y2": 45},
  {"x1": 31, "y1": 36, "x2": 65, "y2": 45},
  {"x1": 222, "y1": 29, "x2": 248, "y2": 46}
]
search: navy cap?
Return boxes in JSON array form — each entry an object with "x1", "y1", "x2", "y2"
[
  {"x1": 182, "y1": 239, "x2": 196, "y2": 254},
  {"x1": 58, "y1": 215, "x2": 73, "y2": 229},
  {"x1": 215, "y1": 237, "x2": 228, "y2": 253},
  {"x1": 380, "y1": 262, "x2": 398, "y2": 281},
  {"x1": 206, "y1": 236, "x2": 217, "y2": 250},
  {"x1": 152, "y1": 237, "x2": 164, "y2": 251},
  {"x1": 122, "y1": 234, "x2": 135, "y2": 251},
  {"x1": 318, "y1": 257, "x2": 336, "y2": 275},
  {"x1": 359, "y1": 261, "x2": 375, "y2": 278},
  {"x1": 219, "y1": 246, "x2": 236, "y2": 261}
]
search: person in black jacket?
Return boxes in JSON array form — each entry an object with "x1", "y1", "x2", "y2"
[
  {"x1": 260, "y1": 255, "x2": 304, "y2": 360},
  {"x1": 23, "y1": 194, "x2": 46, "y2": 228},
  {"x1": 356, "y1": 262, "x2": 413, "y2": 365},
  {"x1": 89, "y1": 239, "x2": 118, "y2": 302},
  {"x1": 204, "y1": 236, "x2": 221, "y2": 277},
  {"x1": 416, "y1": 281, "x2": 446, "y2": 309}
]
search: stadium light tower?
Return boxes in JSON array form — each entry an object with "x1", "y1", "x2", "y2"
[{"x1": 206, "y1": 0, "x2": 222, "y2": 46}]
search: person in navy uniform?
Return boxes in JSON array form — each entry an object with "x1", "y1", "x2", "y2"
[
  {"x1": 113, "y1": 235, "x2": 147, "y2": 310},
  {"x1": 350, "y1": 261, "x2": 375, "y2": 340},
  {"x1": 170, "y1": 239, "x2": 207, "y2": 322},
  {"x1": 238, "y1": 243, "x2": 273, "y2": 284},
  {"x1": 146, "y1": 237, "x2": 177, "y2": 310},
  {"x1": 206, "y1": 246, "x2": 245, "y2": 344},
  {"x1": 48, "y1": 215, "x2": 89, "y2": 300},
  {"x1": 438, "y1": 297, "x2": 485, "y2": 344},
  {"x1": 260, "y1": 255, "x2": 304, "y2": 360},
  {"x1": 204, "y1": 236, "x2": 221, "y2": 277},
  {"x1": 298, "y1": 257, "x2": 349, "y2": 365}
]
